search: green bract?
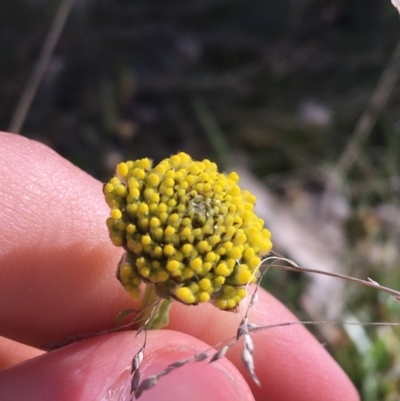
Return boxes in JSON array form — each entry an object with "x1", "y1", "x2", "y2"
[{"x1": 104, "y1": 152, "x2": 272, "y2": 310}]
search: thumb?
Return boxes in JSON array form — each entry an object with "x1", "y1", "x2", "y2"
[{"x1": 0, "y1": 331, "x2": 253, "y2": 401}]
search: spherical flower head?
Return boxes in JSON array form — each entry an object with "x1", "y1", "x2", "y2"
[{"x1": 104, "y1": 152, "x2": 272, "y2": 310}]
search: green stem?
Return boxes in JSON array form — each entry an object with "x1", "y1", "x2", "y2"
[{"x1": 133, "y1": 283, "x2": 171, "y2": 330}]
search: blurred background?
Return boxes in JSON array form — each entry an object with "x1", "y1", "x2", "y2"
[{"x1": 1, "y1": 0, "x2": 400, "y2": 398}]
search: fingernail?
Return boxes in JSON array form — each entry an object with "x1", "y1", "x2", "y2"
[{"x1": 105, "y1": 348, "x2": 248, "y2": 401}]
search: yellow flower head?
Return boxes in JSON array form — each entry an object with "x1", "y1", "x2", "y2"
[{"x1": 104, "y1": 152, "x2": 272, "y2": 310}]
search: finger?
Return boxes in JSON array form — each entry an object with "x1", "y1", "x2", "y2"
[
  {"x1": 0, "y1": 331, "x2": 254, "y2": 401},
  {"x1": 0, "y1": 336, "x2": 44, "y2": 369},
  {"x1": 0, "y1": 132, "x2": 131, "y2": 346},
  {"x1": 168, "y1": 288, "x2": 360, "y2": 401}
]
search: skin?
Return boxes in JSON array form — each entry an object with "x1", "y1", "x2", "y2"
[{"x1": 0, "y1": 132, "x2": 359, "y2": 401}]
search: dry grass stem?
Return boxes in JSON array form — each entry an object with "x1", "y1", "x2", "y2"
[
  {"x1": 267, "y1": 252, "x2": 400, "y2": 301},
  {"x1": 8, "y1": 0, "x2": 76, "y2": 134}
]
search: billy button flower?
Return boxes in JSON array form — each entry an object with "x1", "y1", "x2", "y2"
[{"x1": 104, "y1": 152, "x2": 272, "y2": 314}]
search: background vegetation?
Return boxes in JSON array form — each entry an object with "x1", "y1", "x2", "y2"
[{"x1": 1, "y1": 1, "x2": 399, "y2": 399}]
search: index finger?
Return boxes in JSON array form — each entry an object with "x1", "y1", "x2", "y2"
[{"x1": 0, "y1": 132, "x2": 129, "y2": 345}]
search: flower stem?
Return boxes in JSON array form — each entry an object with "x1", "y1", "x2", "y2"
[{"x1": 134, "y1": 283, "x2": 171, "y2": 330}]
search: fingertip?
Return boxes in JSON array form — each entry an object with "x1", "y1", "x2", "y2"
[
  {"x1": 168, "y1": 287, "x2": 359, "y2": 401},
  {"x1": 0, "y1": 331, "x2": 253, "y2": 401},
  {"x1": 239, "y1": 290, "x2": 360, "y2": 401},
  {"x1": 137, "y1": 331, "x2": 253, "y2": 401},
  {"x1": 0, "y1": 336, "x2": 44, "y2": 369}
]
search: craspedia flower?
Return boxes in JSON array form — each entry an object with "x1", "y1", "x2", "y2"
[{"x1": 104, "y1": 152, "x2": 272, "y2": 310}]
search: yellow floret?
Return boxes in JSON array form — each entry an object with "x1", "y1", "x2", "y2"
[
  {"x1": 130, "y1": 188, "x2": 140, "y2": 198},
  {"x1": 131, "y1": 242, "x2": 143, "y2": 254},
  {"x1": 177, "y1": 152, "x2": 191, "y2": 164},
  {"x1": 165, "y1": 170, "x2": 175, "y2": 179},
  {"x1": 199, "y1": 278, "x2": 211, "y2": 290},
  {"x1": 159, "y1": 212, "x2": 169, "y2": 224},
  {"x1": 234, "y1": 232, "x2": 247, "y2": 245},
  {"x1": 141, "y1": 235, "x2": 152, "y2": 245},
  {"x1": 214, "y1": 299, "x2": 228, "y2": 309},
  {"x1": 228, "y1": 171, "x2": 239, "y2": 182},
  {"x1": 164, "y1": 188, "x2": 174, "y2": 197},
  {"x1": 249, "y1": 256, "x2": 261, "y2": 269},
  {"x1": 188, "y1": 164, "x2": 199, "y2": 175},
  {"x1": 153, "y1": 227, "x2": 163, "y2": 241},
  {"x1": 244, "y1": 248, "x2": 255, "y2": 260},
  {"x1": 209, "y1": 235, "x2": 221, "y2": 246},
  {"x1": 155, "y1": 164, "x2": 166, "y2": 175},
  {"x1": 104, "y1": 183, "x2": 114, "y2": 193},
  {"x1": 170, "y1": 154, "x2": 182, "y2": 167},
  {"x1": 164, "y1": 244, "x2": 175, "y2": 257},
  {"x1": 229, "y1": 246, "x2": 243, "y2": 259},
  {"x1": 136, "y1": 257, "x2": 146, "y2": 268},
  {"x1": 192, "y1": 228, "x2": 203, "y2": 238},
  {"x1": 180, "y1": 227, "x2": 192, "y2": 238},
  {"x1": 164, "y1": 226, "x2": 176, "y2": 236},
  {"x1": 150, "y1": 217, "x2": 160, "y2": 228},
  {"x1": 116, "y1": 185, "x2": 127, "y2": 197},
  {"x1": 189, "y1": 283, "x2": 199, "y2": 293},
  {"x1": 203, "y1": 262, "x2": 212, "y2": 272},
  {"x1": 226, "y1": 299, "x2": 236, "y2": 309},
  {"x1": 260, "y1": 238, "x2": 273, "y2": 253},
  {"x1": 223, "y1": 285, "x2": 236, "y2": 296},
  {"x1": 117, "y1": 162, "x2": 129, "y2": 178},
  {"x1": 237, "y1": 269, "x2": 253, "y2": 285},
  {"x1": 154, "y1": 246, "x2": 163, "y2": 258},
  {"x1": 133, "y1": 168, "x2": 146, "y2": 180},
  {"x1": 128, "y1": 178, "x2": 139, "y2": 189},
  {"x1": 111, "y1": 209, "x2": 122, "y2": 220},
  {"x1": 106, "y1": 217, "x2": 114, "y2": 229},
  {"x1": 166, "y1": 260, "x2": 180, "y2": 272},
  {"x1": 111, "y1": 235, "x2": 123, "y2": 246},
  {"x1": 158, "y1": 203, "x2": 167, "y2": 213},
  {"x1": 181, "y1": 244, "x2": 193, "y2": 255},
  {"x1": 225, "y1": 226, "x2": 237, "y2": 239},
  {"x1": 138, "y1": 218, "x2": 149, "y2": 231},
  {"x1": 147, "y1": 173, "x2": 160, "y2": 186},
  {"x1": 175, "y1": 287, "x2": 195, "y2": 304},
  {"x1": 138, "y1": 203, "x2": 149, "y2": 214},
  {"x1": 126, "y1": 223, "x2": 136, "y2": 234},
  {"x1": 157, "y1": 271, "x2": 169, "y2": 282},
  {"x1": 164, "y1": 178, "x2": 174, "y2": 187},
  {"x1": 196, "y1": 240, "x2": 209, "y2": 253},
  {"x1": 139, "y1": 267, "x2": 150, "y2": 277},
  {"x1": 189, "y1": 258, "x2": 202, "y2": 271},
  {"x1": 129, "y1": 288, "x2": 140, "y2": 299},
  {"x1": 215, "y1": 263, "x2": 230, "y2": 277},
  {"x1": 205, "y1": 252, "x2": 217, "y2": 262},
  {"x1": 199, "y1": 292, "x2": 210, "y2": 303},
  {"x1": 182, "y1": 268, "x2": 194, "y2": 279},
  {"x1": 174, "y1": 251, "x2": 184, "y2": 261},
  {"x1": 143, "y1": 188, "x2": 154, "y2": 200},
  {"x1": 150, "y1": 193, "x2": 160, "y2": 203},
  {"x1": 138, "y1": 158, "x2": 151, "y2": 170},
  {"x1": 119, "y1": 263, "x2": 133, "y2": 277}
]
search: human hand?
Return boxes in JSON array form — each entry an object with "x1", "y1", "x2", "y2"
[{"x1": 0, "y1": 132, "x2": 359, "y2": 401}]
